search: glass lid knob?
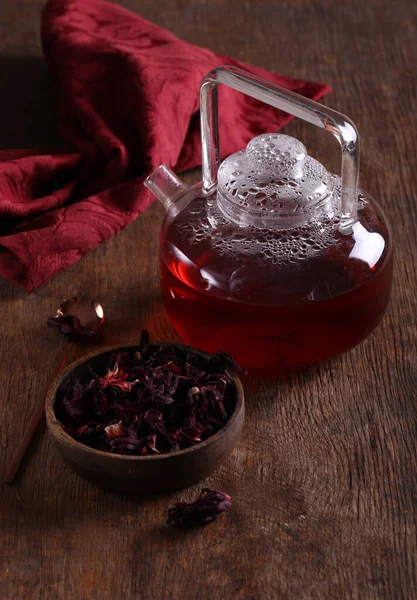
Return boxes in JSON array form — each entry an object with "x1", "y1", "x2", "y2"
[{"x1": 246, "y1": 133, "x2": 307, "y2": 173}]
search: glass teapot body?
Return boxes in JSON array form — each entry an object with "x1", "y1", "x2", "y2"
[
  {"x1": 146, "y1": 67, "x2": 393, "y2": 372},
  {"x1": 157, "y1": 176, "x2": 392, "y2": 372}
]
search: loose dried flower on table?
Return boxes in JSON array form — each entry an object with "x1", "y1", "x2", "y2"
[{"x1": 167, "y1": 488, "x2": 232, "y2": 528}]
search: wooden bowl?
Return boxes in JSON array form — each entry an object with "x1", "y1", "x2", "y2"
[{"x1": 45, "y1": 343, "x2": 245, "y2": 493}]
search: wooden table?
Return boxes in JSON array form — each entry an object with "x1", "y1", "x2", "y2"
[{"x1": 1, "y1": 1, "x2": 416, "y2": 598}]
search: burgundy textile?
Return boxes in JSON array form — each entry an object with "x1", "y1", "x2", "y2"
[{"x1": 0, "y1": 0, "x2": 331, "y2": 291}]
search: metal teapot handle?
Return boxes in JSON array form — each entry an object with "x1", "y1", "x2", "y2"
[{"x1": 200, "y1": 66, "x2": 360, "y2": 233}]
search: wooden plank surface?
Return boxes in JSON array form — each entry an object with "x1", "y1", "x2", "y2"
[{"x1": 1, "y1": 0, "x2": 416, "y2": 598}]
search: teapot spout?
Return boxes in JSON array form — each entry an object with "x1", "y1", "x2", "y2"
[{"x1": 144, "y1": 165, "x2": 189, "y2": 212}]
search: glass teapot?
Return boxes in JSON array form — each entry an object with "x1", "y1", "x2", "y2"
[{"x1": 145, "y1": 66, "x2": 393, "y2": 372}]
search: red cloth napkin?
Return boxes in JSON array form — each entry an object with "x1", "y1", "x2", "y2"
[{"x1": 0, "y1": 0, "x2": 331, "y2": 291}]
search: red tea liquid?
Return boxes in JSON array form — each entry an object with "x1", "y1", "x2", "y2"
[{"x1": 160, "y1": 253, "x2": 392, "y2": 373}]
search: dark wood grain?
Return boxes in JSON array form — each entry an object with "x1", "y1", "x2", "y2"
[{"x1": 0, "y1": 0, "x2": 416, "y2": 598}]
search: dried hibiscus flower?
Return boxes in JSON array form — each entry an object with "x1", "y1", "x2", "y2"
[
  {"x1": 99, "y1": 362, "x2": 138, "y2": 392},
  {"x1": 167, "y1": 488, "x2": 232, "y2": 528},
  {"x1": 55, "y1": 331, "x2": 241, "y2": 456},
  {"x1": 47, "y1": 315, "x2": 99, "y2": 342}
]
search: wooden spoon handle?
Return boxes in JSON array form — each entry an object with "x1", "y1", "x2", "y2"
[{"x1": 3, "y1": 342, "x2": 73, "y2": 484}]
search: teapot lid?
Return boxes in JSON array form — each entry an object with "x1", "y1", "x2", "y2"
[{"x1": 217, "y1": 133, "x2": 334, "y2": 228}]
